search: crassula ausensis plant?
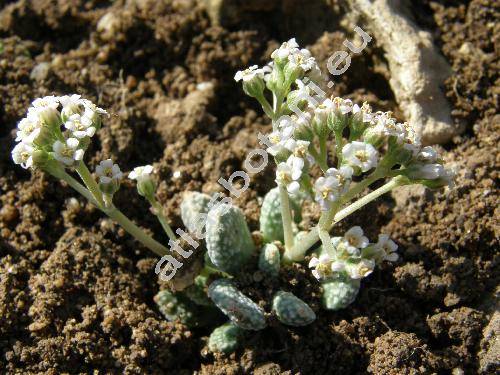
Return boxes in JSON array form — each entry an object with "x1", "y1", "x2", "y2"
[{"x1": 12, "y1": 38, "x2": 453, "y2": 354}]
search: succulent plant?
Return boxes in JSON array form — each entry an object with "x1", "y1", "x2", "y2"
[
  {"x1": 272, "y1": 291, "x2": 316, "y2": 326},
  {"x1": 11, "y1": 38, "x2": 452, "y2": 355},
  {"x1": 321, "y1": 276, "x2": 361, "y2": 311},
  {"x1": 208, "y1": 323, "x2": 243, "y2": 354},
  {"x1": 258, "y1": 243, "x2": 281, "y2": 277},
  {"x1": 206, "y1": 204, "x2": 255, "y2": 273},
  {"x1": 208, "y1": 279, "x2": 266, "y2": 331},
  {"x1": 184, "y1": 274, "x2": 213, "y2": 307},
  {"x1": 181, "y1": 191, "x2": 212, "y2": 234},
  {"x1": 154, "y1": 289, "x2": 199, "y2": 327}
]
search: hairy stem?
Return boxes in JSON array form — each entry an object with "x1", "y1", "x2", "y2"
[
  {"x1": 279, "y1": 184, "x2": 295, "y2": 254},
  {"x1": 148, "y1": 197, "x2": 177, "y2": 241},
  {"x1": 75, "y1": 161, "x2": 105, "y2": 208},
  {"x1": 309, "y1": 146, "x2": 328, "y2": 172},
  {"x1": 318, "y1": 227, "x2": 336, "y2": 256},
  {"x1": 105, "y1": 208, "x2": 169, "y2": 256},
  {"x1": 255, "y1": 94, "x2": 274, "y2": 121},
  {"x1": 319, "y1": 135, "x2": 328, "y2": 168},
  {"x1": 45, "y1": 163, "x2": 169, "y2": 256},
  {"x1": 341, "y1": 167, "x2": 386, "y2": 203}
]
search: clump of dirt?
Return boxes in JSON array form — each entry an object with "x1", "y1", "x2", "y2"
[{"x1": 0, "y1": 0, "x2": 498, "y2": 373}]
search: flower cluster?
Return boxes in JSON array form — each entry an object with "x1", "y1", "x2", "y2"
[
  {"x1": 235, "y1": 39, "x2": 453, "y2": 211},
  {"x1": 11, "y1": 95, "x2": 108, "y2": 170},
  {"x1": 309, "y1": 226, "x2": 398, "y2": 281},
  {"x1": 235, "y1": 38, "x2": 453, "y2": 286}
]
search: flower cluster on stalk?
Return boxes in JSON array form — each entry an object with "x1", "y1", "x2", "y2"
[
  {"x1": 309, "y1": 226, "x2": 398, "y2": 281},
  {"x1": 235, "y1": 38, "x2": 454, "y2": 284},
  {"x1": 11, "y1": 95, "x2": 108, "y2": 170}
]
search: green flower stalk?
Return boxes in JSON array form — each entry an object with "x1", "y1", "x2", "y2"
[{"x1": 11, "y1": 95, "x2": 173, "y2": 257}]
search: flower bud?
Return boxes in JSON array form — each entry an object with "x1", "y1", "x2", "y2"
[
  {"x1": 283, "y1": 62, "x2": 302, "y2": 87},
  {"x1": 286, "y1": 90, "x2": 309, "y2": 112},
  {"x1": 379, "y1": 137, "x2": 413, "y2": 168},
  {"x1": 242, "y1": 77, "x2": 265, "y2": 98},
  {"x1": 349, "y1": 115, "x2": 368, "y2": 140},
  {"x1": 129, "y1": 165, "x2": 156, "y2": 199},
  {"x1": 313, "y1": 115, "x2": 329, "y2": 139},
  {"x1": 31, "y1": 149, "x2": 49, "y2": 168},
  {"x1": 32, "y1": 126, "x2": 56, "y2": 150},
  {"x1": 404, "y1": 163, "x2": 446, "y2": 180},
  {"x1": 400, "y1": 162, "x2": 453, "y2": 188},
  {"x1": 327, "y1": 111, "x2": 347, "y2": 134},
  {"x1": 362, "y1": 126, "x2": 384, "y2": 148},
  {"x1": 292, "y1": 114, "x2": 313, "y2": 142},
  {"x1": 39, "y1": 107, "x2": 62, "y2": 130},
  {"x1": 99, "y1": 180, "x2": 120, "y2": 195}
]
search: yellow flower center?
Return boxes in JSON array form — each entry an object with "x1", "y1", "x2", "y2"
[
  {"x1": 21, "y1": 151, "x2": 30, "y2": 161},
  {"x1": 359, "y1": 265, "x2": 371, "y2": 276},
  {"x1": 355, "y1": 150, "x2": 368, "y2": 162},
  {"x1": 61, "y1": 147, "x2": 73, "y2": 157},
  {"x1": 270, "y1": 135, "x2": 280, "y2": 144},
  {"x1": 278, "y1": 171, "x2": 292, "y2": 184},
  {"x1": 104, "y1": 167, "x2": 113, "y2": 177},
  {"x1": 321, "y1": 187, "x2": 332, "y2": 199}
]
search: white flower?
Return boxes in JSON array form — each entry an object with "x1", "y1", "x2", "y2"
[
  {"x1": 309, "y1": 254, "x2": 334, "y2": 280},
  {"x1": 266, "y1": 130, "x2": 291, "y2": 156},
  {"x1": 332, "y1": 97, "x2": 353, "y2": 115},
  {"x1": 12, "y1": 142, "x2": 35, "y2": 169},
  {"x1": 129, "y1": 165, "x2": 154, "y2": 182},
  {"x1": 284, "y1": 139, "x2": 313, "y2": 180},
  {"x1": 288, "y1": 49, "x2": 317, "y2": 72},
  {"x1": 314, "y1": 174, "x2": 340, "y2": 211},
  {"x1": 28, "y1": 95, "x2": 61, "y2": 126},
  {"x1": 275, "y1": 162, "x2": 300, "y2": 194},
  {"x1": 59, "y1": 94, "x2": 84, "y2": 118},
  {"x1": 278, "y1": 116, "x2": 296, "y2": 138},
  {"x1": 285, "y1": 139, "x2": 310, "y2": 157},
  {"x1": 371, "y1": 112, "x2": 405, "y2": 140},
  {"x1": 342, "y1": 141, "x2": 378, "y2": 172},
  {"x1": 271, "y1": 38, "x2": 299, "y2": 60},
  {"x1": 286, "y1": 155, "x2": 304, "y2": 181},
  {"x1": 30, "y1": 95, "x2": 59, "y2": 110},
  {"x1": 341, "y1": 226, "x2": 369, "y2": 256},
  {"x1": 325, "y1": 166, "x2": 353, "y2": 194},
  {"x1": 81, "y1": 99, "x2": 108, "y2": 117},
  {"x1": 77, "y1": 99, "x2": 109, "y2": 125},
  {"x1": 348, "y1": 258, "x2": 375, "y2": 279},
  {"x1": 417, "y1": 146, "x2": 438, "y2": 163},
  {"x1": 16, "y1": 114, "x2": 41, "y2": 143},
  {"x1": 53, "y1": 138, "x2": 84, "y2": 166},
  {"x1": 313, "y1": 98, "x2": 334, "y2": 124},
  {"x1": 401, "y1": 122, "x2": 421, "y2": 155},
  {"x1": 234, "y1": 65, "x2": 265, "y2": 82},
  {"x1": 64, "y1": 113, "x2": 96, "y2": 139},
  {"x1": 352, "y1": 102, "x2": 373, "y2": 123},
  {"x1": 374, "y1": 234, "x2": 398, "y2": 262},
  {"x1": 331, "y1": 260, "x2": 346, "y2": 273},
  {"x1": 96, "y1": 159, "x2": 123, "y2": 185}
]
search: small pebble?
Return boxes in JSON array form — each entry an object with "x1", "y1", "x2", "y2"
[
  {"x1": 30, "y1": 62, "x2": 51, "y2": 82},
  {"x1": 0, "y1": 204, "x2": 18, "y2": 224}
]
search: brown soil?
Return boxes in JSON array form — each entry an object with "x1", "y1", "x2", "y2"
[{"x1": 0, "y1": 0, "x2": 498, "y2": 374}]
